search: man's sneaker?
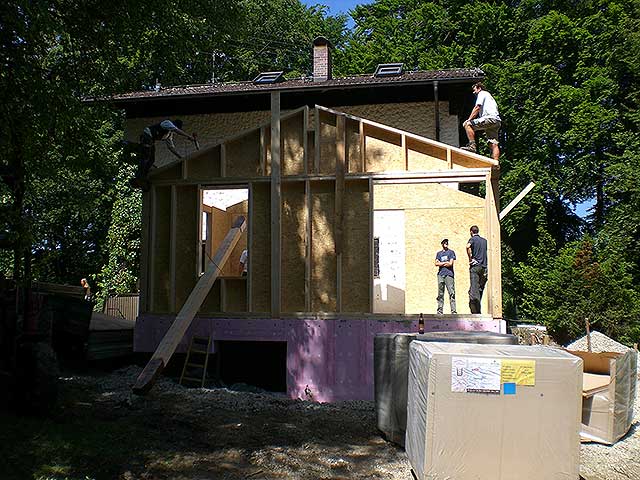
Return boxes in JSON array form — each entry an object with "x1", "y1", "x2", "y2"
[{"x1": 460, "y1": 143, "x2": 476, "y2": 153}]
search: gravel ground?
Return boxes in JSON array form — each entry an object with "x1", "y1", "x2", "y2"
[{"x1": 58, "y1": 361, "x2": 640, "y2": 480}]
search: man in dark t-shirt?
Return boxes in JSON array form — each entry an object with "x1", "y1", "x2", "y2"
[
  {"x1": 435, "y1": 238, "x2": 457, "y2": 314},
  {"x1": 466, "y1": 225, "x2": 488, "y2": 314}
]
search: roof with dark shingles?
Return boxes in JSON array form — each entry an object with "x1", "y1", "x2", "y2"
[{"x1": 110, "y1": 68, "x2": 484, "y2": 102}]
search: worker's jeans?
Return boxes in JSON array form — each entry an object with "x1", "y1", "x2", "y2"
[
  {"x1": 436, "y1": 275, "x2": 456, "y2": 314},
  {"x1": 468, "y1": 264, "x2": 488, "y2": 314}
]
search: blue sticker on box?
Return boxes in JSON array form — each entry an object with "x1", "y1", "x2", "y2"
[{"x1": 503, "y1": 383, "x2": 516, "y2": 395}]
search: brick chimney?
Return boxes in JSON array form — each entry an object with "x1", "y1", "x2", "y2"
[{"x1": 313, "y1": 36, "x2": 333, "y2": 82}]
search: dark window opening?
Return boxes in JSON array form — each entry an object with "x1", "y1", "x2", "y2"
[{"x1": 217, "y1": 340, "x2": 287, "y2": 393}]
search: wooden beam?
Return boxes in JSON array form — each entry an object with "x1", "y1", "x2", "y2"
[
  {"x1": 139, "y1": 189, "x2": 151, "y2": 313},
  {"x1": 220, "y1": 143, "x2": 226, "y2": 178},
  {"x1": 360, "y1": 120, "x2": 366, "y2": 173},
  {"x1": 402, "y1": 134, "x2": 408, "y2": 171},
  {"x1": 314, "y1": 106, "x2": 321, "y2": 174},
  {"x1": 169, "y1": 185, "x2": 177, "y2": 313},
  {"x1": 149, "y1": 187, "x2": 157, "y2": 311},
  {"x1": 336, "y1": 114, "x2": 346, "y2": 312},
  {"x1": 485, "y1": 168, "x2": 502, "y2": 319},
  {"x1": 303, "y1": 106, "x2": 309, "y2": 175},
  {"x1": 271, "y1": 92, "x2": 282, "y2": 317},
  {"x1": 305, "y1": 179, "x2": 311, "y2": 312},
  {"x1": 434, "y1": 80, "x2": 440, "y2": 142},
  {"x1": 247, "y1": 182, "x2": 254, "y2": 313},
  {"x1": 369, "y1": 177, "x2": 374, "y2": 313},
  {"x1": 133, "y1": 216, "x2": 247, "y2": 394},
  {"x1": 259, "y1": 127, "x2": 266, "y2": 176},
  {"x1": 499, "y1": 182, "x2": 536, "y2": 221}
]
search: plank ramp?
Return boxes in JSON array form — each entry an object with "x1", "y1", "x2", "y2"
[{"x1": 133, "y1": 216, "x2": 247, "y2": 394}]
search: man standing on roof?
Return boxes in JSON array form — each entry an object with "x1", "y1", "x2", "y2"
[
  {"x1": 139, "y1": 119, "x2": 196, "y2": 172},
  {"x1": 435, "y1": 238, "x2": 457, "y2": 315},
  {"x1": 461, "y1": 82, "x2": 501, "y2": 161},
  {"x1": 466, "y1": 225, "x2": 488, "y2": 314}
]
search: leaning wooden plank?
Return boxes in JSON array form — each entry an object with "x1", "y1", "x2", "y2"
[{"x1": 132, "y1": 215, "x2": 247, "y2": 394}]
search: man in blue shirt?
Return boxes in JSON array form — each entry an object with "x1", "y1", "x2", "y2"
[
  {"x1": 466, "y1": 225, "x2": 488, "y2": 314},
  {"x1": 435, "y1": 238, "x2": 457, "y2": 314}
]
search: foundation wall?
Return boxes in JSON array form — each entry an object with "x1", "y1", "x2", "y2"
[{"x1": 135, "y1": 314, "x2": 506, "y2": 402}]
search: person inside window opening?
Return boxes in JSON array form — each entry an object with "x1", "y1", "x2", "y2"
[
  {"x1": 239, "y1": 249, "x2": 248, "y2": 277},
  {"x1": 138, "y1": 119, "x2": 196, "y2": 177}
]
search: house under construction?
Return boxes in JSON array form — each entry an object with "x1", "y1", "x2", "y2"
[{"x1": 112, "y1": 38, "x2": 505, "y2": 401}]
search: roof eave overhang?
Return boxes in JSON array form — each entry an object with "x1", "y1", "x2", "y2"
[{"x1": 104, "y1": 74, "x2": 484, "y2": 108}]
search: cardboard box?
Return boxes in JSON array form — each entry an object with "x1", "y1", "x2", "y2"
[
  {"x1": 406, "y1": 343, "x2": 582, "y2": 480},
  {"x1": 567, "y1": 349, "x2": 637, "y2": 445}
]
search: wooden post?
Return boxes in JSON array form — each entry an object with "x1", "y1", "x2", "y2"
[
  {"x1": 336, "y1": 114, "x2": 346, "y2": 312},
  {"x1": 586, "y1": 317, "x2": 592, "y2": 352},
  {"x1": 485, "y1": 166, "x2": 502, "y2": 319},
  {"x1": 271, "y1": 92, "x2": 282, "y2": 317},
  {"x1": 433, "y1": 80, "x2": 440, "y2": 142}
]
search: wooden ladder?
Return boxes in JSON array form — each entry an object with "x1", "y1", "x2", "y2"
[{"x1": 179, "y1": 335, "x2": 211, "y2": 388}]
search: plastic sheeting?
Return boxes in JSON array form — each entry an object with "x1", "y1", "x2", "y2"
[
  {"x1": 406, "y1": 342, "x2": 582, "y2": 480},
  {"x1": 374, "y1": 331, "x2": 518, "y2": 446},
  {"x1": 570, "y1": 349, "x2": 638, "y2": 444}
]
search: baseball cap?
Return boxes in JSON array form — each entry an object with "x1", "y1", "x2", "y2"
[{"x1": 441, "y1": 238, "x2": 448, "y2": 245}]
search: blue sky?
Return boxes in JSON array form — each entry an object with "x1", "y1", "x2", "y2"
[{"x1": 301, "y1": 0, "x2": 373, "y2": 16}]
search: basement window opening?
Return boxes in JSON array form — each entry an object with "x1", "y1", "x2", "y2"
[{"x1": 217, "y1": 340, "x2": 287, "y2": 393}]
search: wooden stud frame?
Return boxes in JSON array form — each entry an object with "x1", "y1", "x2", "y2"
[{"x1": 142, "y1": 103, "x2": 503, "y2": 320}]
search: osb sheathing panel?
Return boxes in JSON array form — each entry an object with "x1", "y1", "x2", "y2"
[
  {"x1": 311, "y1": 181, "x2": 337, "y2": 312},
  {"x1": 404, "y1": 207, "x2": 487, "y2": 314},
  {"x1": 373, "y1": 182, "x2": 487, "y2": 315},
  {"x1": 282, "y1": 113, "x2": 305, "y2": 176},
  {"x1": 174, "y1": 186, "x2": 198, "y2": 311},
  {"x1": 199, "y1": 278, "x2": 221, "y2": 314},
  {"x1": 187, "y1": 147, "x2": 221, "y2": 180},
  {"x1": 341, "y1": 180, "x2": 370, "y2": 312},
  {"x1": 346, "y1": 119, "x2": 362, "y2": 173},
  {"x1": 153, "y1": 164, "x2": 182, "y2": 182},
  {"x1": 226, "y1": 200, "x2": 249, "y2": 278},
  {"x1": 225, "y1": 131, "x2": 261, "y2": 177},
  {"x1": 152, "y1": 187, "x2": 171, "y2": 312},
  {"x1": 281, "y1": 183, "x2": 307, "y2": 312},
  {"x1": 125, "y1": 111, "x2": 271, "y2": 169},
  {"x1": 332, "y1": 101, "x2": 459, "y2": 146},
  {"x1": 364, "y1": 125, "x2": 404, "y2": 172},
  {"x1": 374, "y1": 182, "x2": 485, "y2": 210},
  {"x1": 251, "y1": 183, "x2": 271, "y2": 312},
  {"x1": 319, "y1": 110, "x2": 337, "y2": 174},
  {"x1": 407, "y1": 137, "x2": 448, "y2": 171},
  {"x1": 223, "y1": 278, "x2": 247, "y2": 312}
]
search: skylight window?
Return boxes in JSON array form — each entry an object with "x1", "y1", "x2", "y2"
[
  {"x1": 374, "y1": 63, "x2": 404, "y2": 77},
  {"x1": 252, "y1": 71, "x2": 284, "y2": 84}
]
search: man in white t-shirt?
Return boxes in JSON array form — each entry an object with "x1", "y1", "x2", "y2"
[{"x1": 461, "y1": 82, "x2": 501, "y2": 160}]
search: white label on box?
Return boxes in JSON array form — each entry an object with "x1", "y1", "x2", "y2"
[{"x1": 452, "y1": 357, "x2": 502, "y2": 394}]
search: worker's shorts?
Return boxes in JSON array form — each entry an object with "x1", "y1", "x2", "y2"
[{"x1": 465, "y1": 117, "x2": 501, "y2": 144}]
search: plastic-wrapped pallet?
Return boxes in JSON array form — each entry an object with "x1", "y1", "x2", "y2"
[
  {"x1": 406, "y1": 342, "x2": 582, "y2": 480},
  {"x1": 374, "y1": 331, "x2": 518, "y2": 446}
]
